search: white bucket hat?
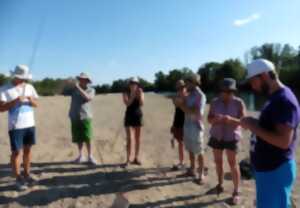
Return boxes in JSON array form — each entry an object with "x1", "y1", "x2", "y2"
[
  {"x1": 128, "y1": 77, "x2": 139, "y2": 84},
  {"x1": 246, "y1": 59, "x2": 275, "y2": 79},
  {"x1": 10, "y1": 65, "x2": 32, "y2": 80},
  {"x1": 76, "y1": 72, "x2": 92, "y2": 83}
]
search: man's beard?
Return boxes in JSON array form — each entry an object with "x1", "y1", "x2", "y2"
[{"x1": 260, "y1": 82, "x2": 270, "y2": 97}]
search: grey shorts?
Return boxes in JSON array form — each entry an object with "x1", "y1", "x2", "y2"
[{"x1": 183, "y1": 123, "x2": 204, "y2": 155}]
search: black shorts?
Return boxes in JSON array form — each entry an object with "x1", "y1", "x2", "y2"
[
  {"x1": 208, "y1": 137, "x2": 238, "y2": 152},
  {"x1": 124, "y1": 113, "x2": 143, "y2": 127},
  {"x1": 9, "y1": 127, "x2": 36, "y2": 152}
]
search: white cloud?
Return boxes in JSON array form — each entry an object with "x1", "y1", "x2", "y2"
[{"x1": 233, "y1": 13, "x2": 261, "y2": 27}]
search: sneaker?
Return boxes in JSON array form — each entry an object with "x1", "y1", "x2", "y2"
[
  {"x1": 74, "y1": 155, "x2": 86, "y2": 163},
  {"x1": 24, "y1": 174, "x2": 38, "y2": 186},
  {"x1": 88, "y1": 156, "x2": 98, "y2": 165},
  {"x1": 16, "y1": 177, "x2": 28, "y2": 191}
]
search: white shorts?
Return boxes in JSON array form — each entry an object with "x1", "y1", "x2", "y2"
[{"x1": 183, "y1": 122, "x2": 204, "y2": 155}]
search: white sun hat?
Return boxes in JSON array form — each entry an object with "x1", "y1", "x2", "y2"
[
  {"x1": 129, "y1": 77, "x2": 139, "y2": 84},
  {"x1": 76, "y1": 72, "x2": 92, "y2": 83},
  {"x1": 10, "y1": 65, "x2": 32, "y2": 80},
  {"x1": 246, "y1": 59, "x2": 275, "y2": 79}
]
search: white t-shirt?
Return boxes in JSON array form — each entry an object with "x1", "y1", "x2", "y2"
[{"x1": 0, "y1": 83, "x2": 39, "y2": 130}]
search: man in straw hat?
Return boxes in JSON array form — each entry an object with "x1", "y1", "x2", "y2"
[
  {"x1": 69, "y1": 72, "x2": 97, "y2": 165},
  {"x1": 174, "y1": 73, "x2": 207, "y2": 184},
  {"x1": 0, "y1": 65, "x2": 39, "y2": 191},
  {"x1": 240, "y1": 59, "x2": 300, "y2": 208}
]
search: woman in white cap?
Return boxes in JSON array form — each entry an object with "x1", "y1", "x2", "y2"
[
  {"x1": 69, "y1": 73, "x2": 97, "y2": 165},
  {"x1": 122, "y1": 77, "x2": 144, "y2": 167},
  {"x1": 207, "y1": 78, "x2": 246, "y2": 205},
  {"x1": 174, "y1": 73, "x2": 207, "y2": 184},
  {"x1": 0, "y1": 65, "x2": 39, "y2": 191}
]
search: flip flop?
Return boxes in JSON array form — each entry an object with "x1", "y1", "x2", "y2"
[
  {"x1": 231, "y1": 191, "x2": 241, "y2": 205},
  {"x1": 171, "y1": 164, "x2": 185, "y2": 171}
]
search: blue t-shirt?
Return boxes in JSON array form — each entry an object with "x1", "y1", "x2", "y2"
[{"x1": 251, "y1": 86, "x2": 300, "y2": 172}]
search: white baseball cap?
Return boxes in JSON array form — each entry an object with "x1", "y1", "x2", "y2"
[
  {"x1": 10, "y1": 65, "x2": 32, "y2": 80},
  {"x1": 246, "y1": 59, "x2": 275, "y2": 79}
]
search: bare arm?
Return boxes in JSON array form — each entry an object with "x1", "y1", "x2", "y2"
[
  {"x1": 241, "y1": 117, "x2": 294, "y2": 149},
  {"x1": 123, "y1": 92, "x2": 136, "y2": 106},
  {"x1": 27, "y1": 97, "x2": 38, "y2": 108},
  {"x1": 76, "y1": 84, "x2": 93, "y2": 102},
  {"x1": 136, "y1": 88, "x2": 144, "y2": 106},
  {"x1": 0, "y1": 98, "x2": 21, "y2": 112}
]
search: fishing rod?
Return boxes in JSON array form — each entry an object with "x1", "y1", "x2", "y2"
[{"x1": 28, "y1": 15, "x2": 46, "y2": 74}]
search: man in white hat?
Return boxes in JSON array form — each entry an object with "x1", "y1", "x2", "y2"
[
  {"x1": 69, "y1": 72, "x2": 97, "y2": 165},
  {"x1": 0, "y1": 65, "x2": 39, "y2": 191},
  {"x1": 241, "y1": 59, "x2": 300, "y2": 208}
]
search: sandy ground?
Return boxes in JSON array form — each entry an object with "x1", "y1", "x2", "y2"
[{"x1": 0, "y1": 93, "x2": 299, "y2": 208}]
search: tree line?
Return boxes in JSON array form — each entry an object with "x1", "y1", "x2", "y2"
[{"x1": 0, "y1": 43, "x2": 300, "y2": 96}]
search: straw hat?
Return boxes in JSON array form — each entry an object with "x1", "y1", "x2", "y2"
[
  {"x1": 10, "y1": 65, "x2": 32, "y2": 80},
  {"x1": 185, "y1": 73, "x2": 201, "y2": 85},
  {"x1": 176, "y1": 79, "x2": 185, "y2": 88},
  {"x1": 76, "y1": 72, "x2": 92, "y2": 83}
]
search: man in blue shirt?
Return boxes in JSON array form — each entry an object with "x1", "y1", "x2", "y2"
[{"x1": 241, "y1": 59, "x2": 300, "y2": 208}]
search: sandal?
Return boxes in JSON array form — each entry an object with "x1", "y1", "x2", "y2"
[
  {"x1": 171, "y1": 163, "x2": 185, "y2": 171},
  {"x1": 183, "y1": 168, "x2": 196, "y2": 177},
  {"x1": 216, "y1": 184, "x2": 224, "y2": 196},
  {"x1": 131, "y1": 158, "x2": 142, "y2": 166},
  {"x1": 231, "y1": 191, "x2": 240, "y2": 205}
]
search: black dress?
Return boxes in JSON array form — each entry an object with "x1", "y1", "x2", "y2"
[{"x1": 124, "y1": 96, "x2": 143, "y2": 127}]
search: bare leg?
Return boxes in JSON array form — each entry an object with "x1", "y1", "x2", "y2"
[
  {"x1": 78, "y1": 143, "x2": 84, "y2": 157},
  {"x1": 213, "y1": 149, "x2": 224, "y2": 186},
  {"x1": 134, "y1": 127, "x2": 141, "y2": 162},
  {"x1": 178, "y1": 140, "x2": 184, "y2": 165},
  {"x1": 125, "y1": 127, "x2": 132, "y2": 163},
  {"x1": 226, "y1": 150, "x2": 240, "y2": 193},
  {"x1": 198, "y1": 154, "x2": 205, "y2": 181},
  {"x1": 86, "y1": 142, "x2": 92, "y2": 157},
  {"x1": 23, "y1": 146, "x2": 32, "y2": 177},
  {"x1": 189, "y1": 152, "x2": 195, "y2": 171},
  {"x1": 11, "y1": 150, "x2": 21, "y2": 178}
]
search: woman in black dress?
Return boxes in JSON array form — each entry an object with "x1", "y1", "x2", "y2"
[{"x1": 122, "y1": 77, "x2": 144, "y2": 166}]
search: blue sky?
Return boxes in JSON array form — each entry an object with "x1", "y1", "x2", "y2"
[{"x1": 0, "y1": 0, "x2": 300, "y2": 84}]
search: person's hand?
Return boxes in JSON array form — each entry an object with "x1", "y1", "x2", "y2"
[
  {"x1": 136, "y1": 88, "x2": 143, "y2": 98},
  {"x1": 240, "y1": 117, "x2": 257, "y2": 130},
  {"x1": 213, "y1": 114, "x2": 224, "y2": 123},
  {"x1": 173, "y1": 97, "x2": 183, "y2": 107},
  {"x1": 27, "y1": 96, "x2": 36, "y2": 104},
  {"x1": 222, "y1": 115, "x2": 235, "y2": 124},
  {"x1": 17, "y1": 96, "x2": 27, "y2": 103}
]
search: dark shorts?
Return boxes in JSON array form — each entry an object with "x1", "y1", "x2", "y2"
[
  {"x1": 71, "y1": 119, "x2": 93, "y2": 143},
  {"x1": 124, "y1": 113, "x2": 143, "y2": 127},
  {"x1": 9, "y1": 127, "x2": 36, "y2": 152},
  {"x1": 208, "y1": 137, "x2": 239, "y2": 152},
  {"x1": 171, "y1": 127, "x2": 183, "y2": 142}
]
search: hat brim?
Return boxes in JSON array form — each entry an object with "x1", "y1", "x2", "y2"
[
  {"x1": 77, "y1": 76, "x2": 92, "y2": 83},
  {"x1": 11, "y1": 73, "x2": 32, "y2": 80}
]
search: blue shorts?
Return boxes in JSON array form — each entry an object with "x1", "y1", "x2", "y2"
[
  {"x1": 9, "y1": 127, "x2": 36, "y2": 152},
  {"x1": 255, "y1": 160, "x2": 297, "y2": 208}
]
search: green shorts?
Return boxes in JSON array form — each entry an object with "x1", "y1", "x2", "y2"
[{"x1": 71, "y1": 119, "x2": 92, "y2": 143}]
